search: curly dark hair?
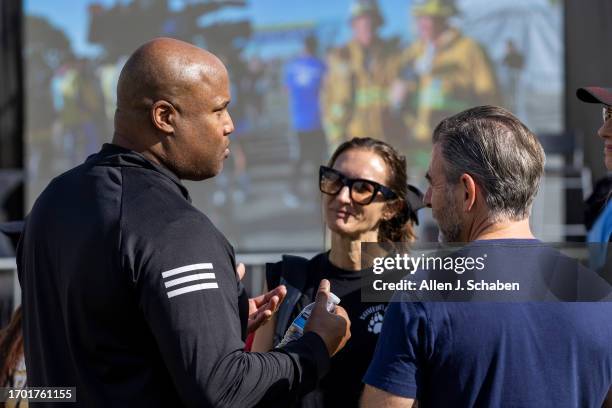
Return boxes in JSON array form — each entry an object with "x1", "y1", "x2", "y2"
[{"x1": 0, "y1": 306, "x2": 23, "y2": 387}]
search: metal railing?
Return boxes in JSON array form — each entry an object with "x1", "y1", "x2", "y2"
[
  {"x1": 0, "y1": 257, "x2": 18, "y2": 314},
  {"x1": 0, "y1": 253, "x2": 319, "y2": 312}
]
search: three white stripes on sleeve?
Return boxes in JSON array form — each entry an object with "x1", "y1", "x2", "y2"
[{"x1": 161, "y1": 263, "x2": 218, "y2": 298}]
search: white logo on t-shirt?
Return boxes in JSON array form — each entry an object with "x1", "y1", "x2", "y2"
[
  {"x1": 360, "y1": 304, "x2": 386, "y2": 335},
  {"x1": 367, "y1": 312, "x2": 384, "y2": 334}
]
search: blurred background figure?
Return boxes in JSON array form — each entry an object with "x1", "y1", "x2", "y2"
[
  {"x1": 502, "y1": 39, "x2": 525, "y2": 113},
  {"x1": 25, "y1": 15, "x2": 74, "y2": 184},
  {"x1": 0, "y1": 306, "x2": 27, "y2": 408},
  {"x1": 391, "y1": 0, "x2": 499, "y2": 157},
  {"x1": 283, "y1": 35, "x2": 327, "y2": 208},
  {"x1": 55, "y1": 58, "x2": 107, "y2": 168},
  {"x1": 212, "y1": 53, "x2": 254, "y2": 209},
  {"x1": 0, "y1": 222, "x2": 26, "y2": 408},
  {"x1": 322, "y1": 0, "x2": 401, "y2": 152}
]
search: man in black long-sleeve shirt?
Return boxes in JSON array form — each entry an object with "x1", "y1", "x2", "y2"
[{"x1": 17, "y1": 38, "x2": 350, "y2": 407}]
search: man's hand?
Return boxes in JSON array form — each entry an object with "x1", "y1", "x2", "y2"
[
  {"x1": 305, "y1": 279, "x2": 351, "y2": 356},
  {"x1": 236, "y1": 263, "x2": 287, "y2": 334}
]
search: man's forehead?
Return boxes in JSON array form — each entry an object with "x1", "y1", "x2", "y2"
[
  {"x1": 428, "y1": 144, "x2": 442, "y2": 174},
  {"x1": 184, "y1": 64, "x2": 230, "y2": 101}
]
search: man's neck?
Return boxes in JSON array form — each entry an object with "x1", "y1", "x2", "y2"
[
  {"x1": 112, "y1": 132, "x2": 164, "y2": 169},
  {"x1": 467, "y1": 218, "x2": 535, "y2": 242},
  {"x1": 111, "y1": 132, "x2": 136, "y2": 151}
]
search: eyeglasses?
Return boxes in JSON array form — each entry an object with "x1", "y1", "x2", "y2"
[
  {"x1": 319, "y1": 165, "x2": 397, "y2": 205},
  {"x1": 604, "y1": 105, "x2": 612, "y2": 123}
]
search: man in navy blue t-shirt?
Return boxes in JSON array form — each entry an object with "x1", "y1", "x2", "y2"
[{"x1": 362, "y1": 105, "x2": 612, "y2": 407}]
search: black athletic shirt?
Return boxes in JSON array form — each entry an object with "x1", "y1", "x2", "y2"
[
  {"x1": 17, "y1": 144, "x2": 329, "y2": 407},
  {"x1": 268, "y1": 252, "x2": 387, "y2": 407}
]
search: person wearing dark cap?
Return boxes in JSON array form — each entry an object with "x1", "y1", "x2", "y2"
[
  {"x1": 577, "y1": 87, "x2": 612, "y2": 172},
  {"x1": 252, "y1": 137, "x2": 423, "y2": 408},
  {"x1": 577, "y1": 87, "x2": 612, "y2": 279}
]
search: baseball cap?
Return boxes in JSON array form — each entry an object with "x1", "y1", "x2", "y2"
[
  {"x1": 576, "y1": 87, "x2": 612, "y2": 105},
  {"x1": 412, "y1": 0, "x2": 458, "y2": 18},
  {"x1": 349, "y1": 0, "x2": 384, "y2": 27}
]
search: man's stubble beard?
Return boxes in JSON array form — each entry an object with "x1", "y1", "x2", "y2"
[{"x1": 437, "y1": 187, "x2": 463, "y2": 243}]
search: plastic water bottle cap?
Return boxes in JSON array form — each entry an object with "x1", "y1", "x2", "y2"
[{"x1": 328, "y1": 292, "x2": 340, "y2": 305}]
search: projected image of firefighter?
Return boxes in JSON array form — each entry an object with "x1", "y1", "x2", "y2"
[
  {"x1": 391, "y1": 0, "x2": 500, "y2": 148},
  {"x1": 322, "y1": 0, "x2": 402, "y2": 153}
]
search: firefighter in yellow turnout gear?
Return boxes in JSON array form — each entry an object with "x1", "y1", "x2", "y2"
[
  {"x1": 395, "y1": 0, "x2": 500, "y2": 142},
  {"x1": 322, "y1": 0, "x2": 402, "y2": 152}
]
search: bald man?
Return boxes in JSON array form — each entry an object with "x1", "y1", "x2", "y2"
[{"x1": 17, "y1": 38, "x2": 350, "y2": 407}]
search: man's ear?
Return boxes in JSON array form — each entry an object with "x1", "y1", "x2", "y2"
[
  {"x1": 460, "y1": 173, "x2": 478, "y2": 212},
  {"x1": 151, "y1": 100, "x2": 176, "y2": 134}
]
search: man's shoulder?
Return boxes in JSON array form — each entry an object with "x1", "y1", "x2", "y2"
[
  {"x1": 463, "y1": 239, "x2": 550, "y2": 257},
  {"x1": 304, "y1": 56, "x2": 326, "y2": 73},
  {"x1": 119, "y1": 169, "x2": 223, "y2": 244},
  {"x1": 448, "y1": 30, "x2": 487, "y2": 55},
  {"x1": 462, "y1": 239, "x2": 584, "y2": 277},
  {"x1": 291, "y1": 55, "x2": 325, "y2": 67},
  {"x1": 41, "y1": 159, "x2": 100, "y2": 191},
  {"x1": 30, "y1": 159, "x2": 121, "y2": 222},
  {"x1": 341, "y1": 40, "x2": 396, "y2": 61}
]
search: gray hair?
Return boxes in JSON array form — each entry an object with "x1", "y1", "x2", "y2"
[{"x1": 432, "y1": 105, "x2": 545, "y2": 221}]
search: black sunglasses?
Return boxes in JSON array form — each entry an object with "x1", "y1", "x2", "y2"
[{"x1": 319, "y1": 166, "x2": 398, "y2": 205}]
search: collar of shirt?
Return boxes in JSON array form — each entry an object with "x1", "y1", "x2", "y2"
[{"x1": 92, "y1": 143, "x2": 192, "y2": 202}]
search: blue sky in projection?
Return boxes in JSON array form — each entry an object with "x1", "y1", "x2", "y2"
[
  {"x1": 25, "y1": 0, "x2": 413, "y2": 57},
  {"x1": 24, "y1": 0, "x2": 561, "y2": 94}
]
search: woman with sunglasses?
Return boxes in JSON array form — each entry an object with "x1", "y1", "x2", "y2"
[{"x1": 252, "y1": 137, "x2": 422, "y2": 407}]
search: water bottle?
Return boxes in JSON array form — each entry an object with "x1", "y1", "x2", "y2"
[{"x1": 277, "y1": 292, "x2": 341, "y2": 348}]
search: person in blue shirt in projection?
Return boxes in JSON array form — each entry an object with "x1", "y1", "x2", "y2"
[{"x1": 283, "y1": 35, "x2": 327, "y2": 208}]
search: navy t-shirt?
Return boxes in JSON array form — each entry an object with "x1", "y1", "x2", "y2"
[{"x1": 363, "y1": 239, "x2": 612, "y2": 407}]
